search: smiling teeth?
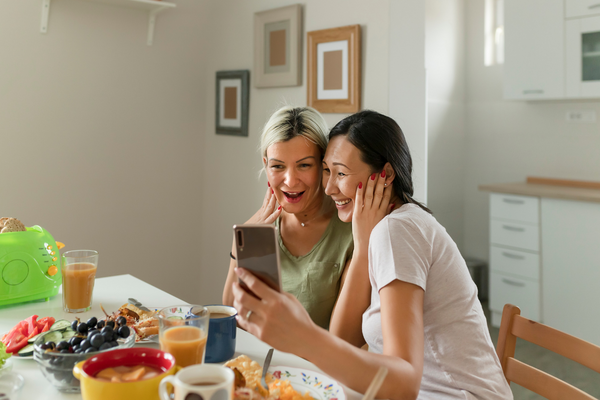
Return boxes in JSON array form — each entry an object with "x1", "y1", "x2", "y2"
[{"x1": 335, "y1": 199, "x2": 351, "y2": 206}]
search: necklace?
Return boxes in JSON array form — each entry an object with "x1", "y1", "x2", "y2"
[{"x1": 299, "y1": 213, "x2": 321, "y2": 227}]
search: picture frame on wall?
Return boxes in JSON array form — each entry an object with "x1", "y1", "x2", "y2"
[
  {"x1": 254, "y1": 4, "x2": 302, "y2": 88},
  {"x1": 307, "y1": 24, "x2": 361, "y2": 113},
  {"x1": 215, "y1": 70, "x2": 249, "y2": 137}
]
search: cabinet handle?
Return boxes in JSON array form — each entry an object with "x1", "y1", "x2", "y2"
[
  {"x1": 502, "y1": 278, "x2": 526, "y2": 287},
  {"x1": 588, "y1": 3, "x2": 600, "y2": 9},
  {"x1": 502, "y1": 225, "x2": 525, "y2": 232},
  {"x1": 502, "y1": 198, "x2": 525, "y2": 205},
  {"x1": 502, "y1": 251, "x2": 525, "y2": 260},
  {"x1": 523, "y1": 89, "x2": 544, "y2": 94}
]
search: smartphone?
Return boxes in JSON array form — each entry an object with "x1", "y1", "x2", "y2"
[{"x1": 233, "y1": 224, "x2": 282, "y2": 295}]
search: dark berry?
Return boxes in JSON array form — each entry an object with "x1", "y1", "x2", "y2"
[
  {"x1": 98, "y1": 342, "x2": 111, "y2": 351},
  {"x1": 106, "y1": 320, "x2": 115, "y2": 329},
  {"x1": 109, "y1": 341, "x2": 119, "y2": 348},
  {"x1": 77, "y1": 322, "x2": 88, "y2": 334},
  {"x1": 90, "y1": 334, "x2": 104, "y2": 348},
  {"x1": 79, "y1": 339, "x2": 91, "y2": 351},
  {"x1": 69, "y1": 336, "x2": 82, "y2": 347},
  {"x1": 97, "y1": 320, "x2": 105, "y2": 329},
  {"x1": 86, "y1": 317, "x2": 98, "y2": 328},
  {"x1": 56, "y1": 341, "x2": 69, "y2": 351},
  {"x1": 116, "y1": 316, "x2": 127, "y2": 326},
  {"x1": 71, "y1": 320, "x2": 79, "y2": 331},
  {"x1": 101, "y1": 325, "x2": 113, "y2": 334},
  {"x1": 84, "y1": 347, "x2": 95, "y2": 353},
  {"x1": 118, "y1": 326, "x2": 130, "y2": 338}
]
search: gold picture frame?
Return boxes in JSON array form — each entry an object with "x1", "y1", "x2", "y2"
[
  {"x1": 254, "y1": 4, "x2": 302, "y2": 88},
  {"x1": 307, "y1": 24, "x2": 361, "y2": 114}
]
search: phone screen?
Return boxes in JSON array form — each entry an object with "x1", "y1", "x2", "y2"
[{"x1": 234, "y1": 224, "x2": 282, "y2": 294}]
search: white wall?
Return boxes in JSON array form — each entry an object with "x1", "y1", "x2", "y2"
[
  {"x1": 463, "y1": 0, "x2": 600, "y2": 261},
  {"x1": 0, "y1": 0, "x2": 209, "y2": 303},
  {"x1": 197, "y1": 0, "x2": 429, "y2": 304},
  {"x1": 1, "y1": 1, "x2": 430, "y2": 306},
  {"x1": 425, "y1": 0, "x2": 467, "y2": 249}
]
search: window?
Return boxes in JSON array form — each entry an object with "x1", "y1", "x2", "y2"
[{"x1": 484, "y1": 0, "x2": 504, "y2": 66}]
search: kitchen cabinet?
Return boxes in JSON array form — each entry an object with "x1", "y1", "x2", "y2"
[
  {"x1": 488, "y1": 193, "x2": 541, "y2": 326},
  {"x1": 480, "y1": 181, "x2": 600, "y2": 346},
  {"x1": 541, "y1": 198, "x2": 600, "y2": 346},
  {"x1": 566, "y1": 0, "x2": 600, "y2": 18},
  {"x1": 504, "y1": 0, "x2": 565, "y2": 99},
  {"x1": 566, "y1": 15, "x2": 600, "y2": 97}
]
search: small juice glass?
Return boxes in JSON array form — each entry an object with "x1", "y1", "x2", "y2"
[
  {"x1": 158, "y1": 305, "x2": 210, "y2": 368},
  {"x1": 61, "y1": 250, "x2": 98, "y2": 313}
]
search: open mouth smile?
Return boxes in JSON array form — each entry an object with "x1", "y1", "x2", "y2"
[
  {"x1": 283, "y1": 191, "x2": 305, "y2": 203},
  {"x1": 334, "y1": 199, "x2": 351, "y2": 208}
]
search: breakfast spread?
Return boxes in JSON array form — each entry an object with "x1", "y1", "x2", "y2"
[
  {"x1": 225, "y1": 355, "x2": 315, "y2": 400},
  {"x1": 0, "y1": 217, "x2": 26, "y2": 233}
]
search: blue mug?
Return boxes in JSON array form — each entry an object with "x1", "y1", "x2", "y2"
[{"x1": 205, "y1": 305, "x2": 237, "y2": 363}]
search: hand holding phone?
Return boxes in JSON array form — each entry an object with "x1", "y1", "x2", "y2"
[{"x1": 233, "y1": 224, "x2": 282, "y2": 297}]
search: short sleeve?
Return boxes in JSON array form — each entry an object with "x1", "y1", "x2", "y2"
[{"x1": 369, "y1": 215, "x2": 432, "y2": 292}]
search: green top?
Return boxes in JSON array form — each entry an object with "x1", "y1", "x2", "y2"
[{"x1": 275, "y1": 213, "x2": 354, "y2": 330}]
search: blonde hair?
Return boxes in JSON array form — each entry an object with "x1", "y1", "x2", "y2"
[{"x1": 260, "y1": 106, "x2": 329, "y2": 160}]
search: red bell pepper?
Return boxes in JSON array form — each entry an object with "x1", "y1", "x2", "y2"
[{"x1": 1, "y1": 315, "x2": 56, "y2": 354}]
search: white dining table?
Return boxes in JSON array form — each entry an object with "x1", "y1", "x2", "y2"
[{"x1": 0, "y1": 274, "x2": 361, "y2": 400}]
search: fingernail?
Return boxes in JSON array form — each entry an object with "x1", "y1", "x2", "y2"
[
  {"x1": 371, "y1": 173, "x2": 376, "y2": 181},
  {"x1": 381, "y1": 170, "x2": 386, "y2": 178},
  {"x1": 358, "y1": 182, "x2": 362, "y2": 189},
  {"x1": 391, "y1": 203, "x2": 395, "y2": 209},
  {"x1": 268, "y1": 182, "x2": 271, "y2": 187},
  {"x1": 271, "y1": 189, "x2": 274, "y2": 194},
  {"x1": 278, "y1": 205, "x2": 282, "y2": 210}
]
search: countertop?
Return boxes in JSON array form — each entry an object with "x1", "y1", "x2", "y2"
[{"x1": 478, "y1": 182, "x2": 600, "y2": 203}]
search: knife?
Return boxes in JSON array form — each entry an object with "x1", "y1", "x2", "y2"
[{"x1": 128, "y1": 297, "x2": 151, "y2": 312}]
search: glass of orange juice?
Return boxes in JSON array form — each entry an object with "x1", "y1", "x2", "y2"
[
  {"x1": 158, "y1": 305, "x2": 210, "y2": 368},
  {"x1": 61, "y1": 250, "x2": 98, "y2": 313}
]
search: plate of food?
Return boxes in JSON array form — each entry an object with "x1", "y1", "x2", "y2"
[
  {"x1": 107, "y1": 304, "x2": 159, "y2": 342},
  {"x1": 225, "y1": 355, "x2": 346, "y2": 400}
]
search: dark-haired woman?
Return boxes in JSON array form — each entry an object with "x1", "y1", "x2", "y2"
[{"x1": 231, "y1": 111, "x2": 513, "y2": 400}]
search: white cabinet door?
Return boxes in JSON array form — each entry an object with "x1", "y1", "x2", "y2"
[
  {"x1": 566, "y1": 0, "x2": 600, "y2": 18},
  {"x1": 541, "y1": 198, "x2": 600, "y2": 346},
  {"x1": 504, "y1": 0, "x2": 565, "y2": 99}
]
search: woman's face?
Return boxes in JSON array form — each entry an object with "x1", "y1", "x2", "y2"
[
  {"x1": 322, "y1": 135, "x2": 374, "y2": 223},
  {"x1": 264, "y1": 136, "x2": 323, "y2": 214}
]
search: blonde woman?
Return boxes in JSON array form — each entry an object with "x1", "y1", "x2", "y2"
[{"x1": 222, "y1": 106, "x2": 354, "y2": 329}]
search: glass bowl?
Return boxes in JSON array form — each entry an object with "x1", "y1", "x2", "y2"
[
  {"x1": 33, "y1": 327, "x2": 135, "y2": 393},
  {"x1": 0, "y1": 372, "x2": 24, "y2": 400}
]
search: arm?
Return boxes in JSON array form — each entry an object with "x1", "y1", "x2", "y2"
[
  {"x1": 233, "y1": 269, "x2": 424, "y2": 400},
  {"x1": 329, "y1": 173, "x2": 393, "y2": 347},
  {"x1": 222, "y1": 186, "x2": 281, "y2": 305}
]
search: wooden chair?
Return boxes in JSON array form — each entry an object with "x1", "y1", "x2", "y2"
[{"x1": 496, "y1": 304, "x2": 600, "y2": 400}]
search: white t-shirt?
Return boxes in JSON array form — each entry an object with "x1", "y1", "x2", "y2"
[{"x1": 362, "y1": 204, "x2": 513, "y2": 400}]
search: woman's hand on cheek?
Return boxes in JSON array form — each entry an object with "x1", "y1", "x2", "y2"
[
  {"x1": 232, "y1": 268, "x2": 317, "y2": 356},
  {"x1": 352, "y1": 172, "x2": 392, "y2": 249},
  {"x1": 246, "y1": 184, "x2": 283, "y2": 224}
]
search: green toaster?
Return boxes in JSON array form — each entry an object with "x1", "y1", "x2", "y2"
[{"x1": 0, "y1": 225, "x2": 63, "y2": 307}]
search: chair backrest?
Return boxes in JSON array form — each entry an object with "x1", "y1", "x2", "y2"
[{"x1": 496, "y1": 304, "x2": 600, "y2": 400}]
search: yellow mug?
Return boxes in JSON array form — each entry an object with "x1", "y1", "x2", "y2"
[{"x1": 73, "y1": 348, "x2": 177, "y2": 400}]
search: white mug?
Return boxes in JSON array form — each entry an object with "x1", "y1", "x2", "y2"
[{"x1": 159, "y1": 364, "x2": 234, "y2": 400}]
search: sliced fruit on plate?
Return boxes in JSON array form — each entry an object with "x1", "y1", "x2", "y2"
[{"x1": 1, "y1": 315, "x2": 57, "y2": 355}]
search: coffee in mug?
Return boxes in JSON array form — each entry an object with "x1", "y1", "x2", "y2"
[{"x1": 159, "y1": 364, "x2": 234, "y2": 400}]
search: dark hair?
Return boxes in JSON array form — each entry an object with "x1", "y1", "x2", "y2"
[{"x1": 329, "y1": 110, "x2": 431, "y2": 214}]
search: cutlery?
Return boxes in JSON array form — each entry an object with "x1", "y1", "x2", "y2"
[
  {"x1": 261, "y1": 348, "x2": 274, "y2": 392},
  {"x1": 361, "y1": 367, "x2": 388, "y2": 400},
  {"x1": 128, "y1": 297, "x2": 151, "y2": 311}
]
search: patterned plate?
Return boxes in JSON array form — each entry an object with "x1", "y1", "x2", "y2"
[{"x1": 268, "y1": 366, "x2": 346, "y2": 400}]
